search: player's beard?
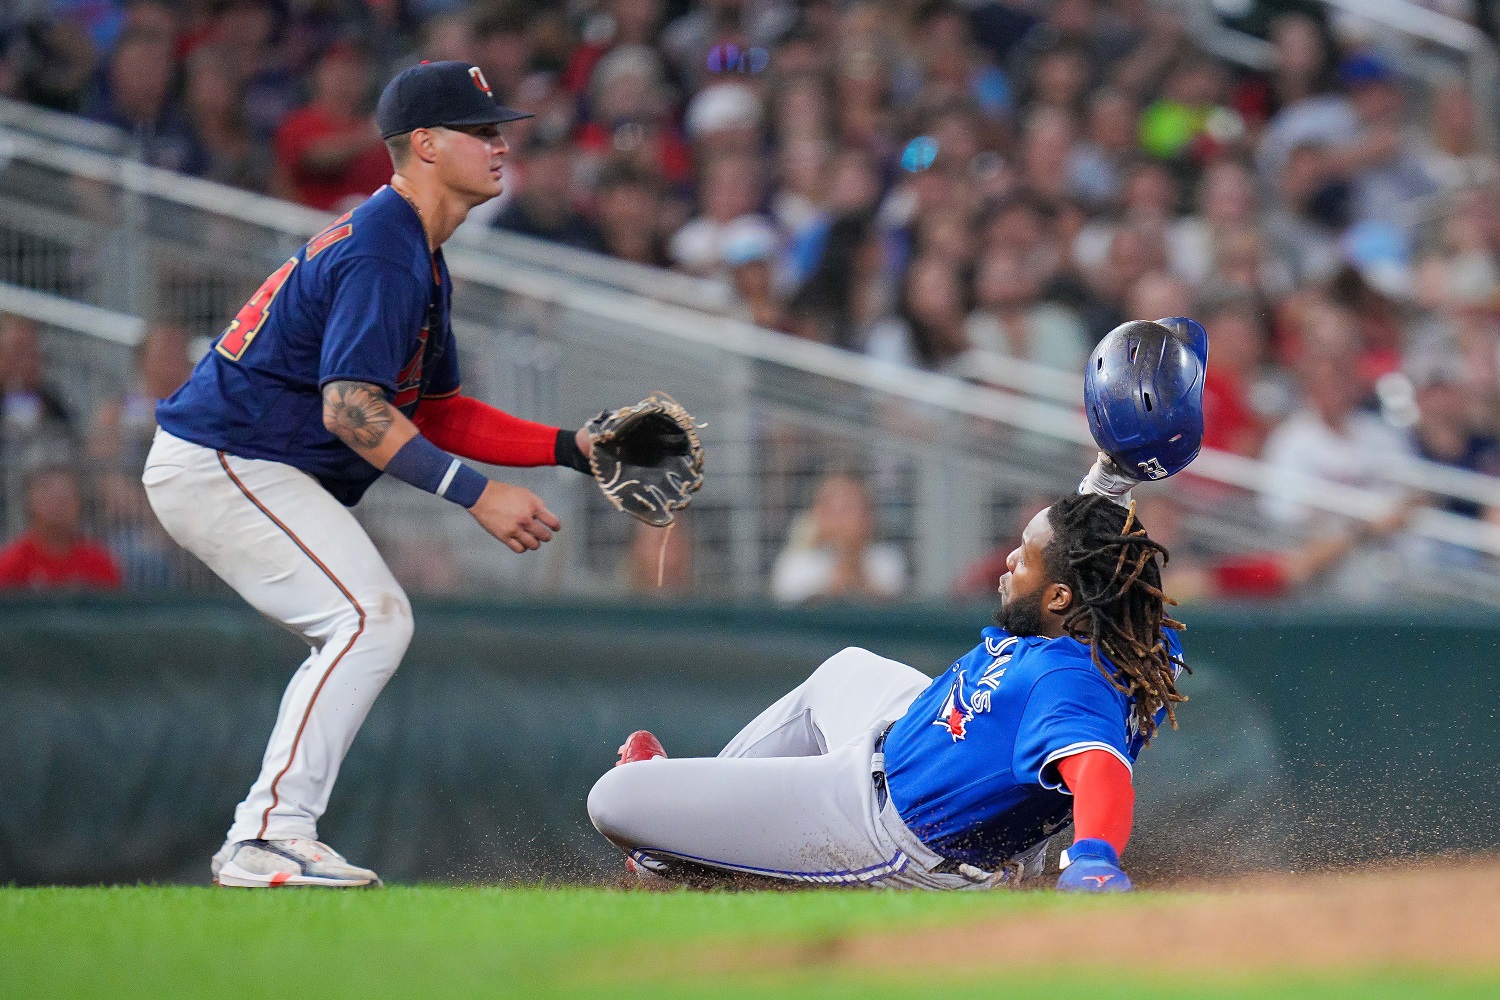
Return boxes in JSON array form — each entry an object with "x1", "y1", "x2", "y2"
[{"x1": 993, "y1": 585, "x2": 1047, "y2": 637}]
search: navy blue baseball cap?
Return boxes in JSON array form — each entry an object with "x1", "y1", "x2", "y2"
[{"x1": 376, "y1": 60, "x2": 533, "y2": 139}]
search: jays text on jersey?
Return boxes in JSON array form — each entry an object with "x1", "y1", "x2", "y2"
[
  {"x1": 882, "y1": 625, "x2": 1186, "y2": 869},
  {"x1": 157, "y1": 185, "x2": 458, "y2": 505}
]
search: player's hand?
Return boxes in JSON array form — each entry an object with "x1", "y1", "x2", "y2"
[
  {"x1": 575, "y1": 426, "x2": 594, "y2": 460},
  {"x1": 1078, "y1": 452, "x2": 1141, "y2": 504},
  {"x1": 1057, "y1": 838, "x2": 1133, "y2": 893},
  {"x1": 468, "y1": 481, "x2": 562, "y2": 553}
]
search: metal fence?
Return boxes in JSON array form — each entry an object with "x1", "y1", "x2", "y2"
[{"x1": 3, "y1": 119, "x2": 1500, "y2": 605}]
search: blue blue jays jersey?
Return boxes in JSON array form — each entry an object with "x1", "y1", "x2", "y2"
[
  {"x1": 883, "y1": 626, "x2": 1185, "y2": 869},
  {"x1": 156, "y1": 185, "x2": 460, "y2": 506}
]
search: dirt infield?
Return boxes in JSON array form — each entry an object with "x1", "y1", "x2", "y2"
[{"x1": 754, "y1": 857, "x2": 1500, "y2": 973}]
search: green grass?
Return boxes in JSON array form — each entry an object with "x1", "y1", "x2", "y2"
[{"x1": 1, "y1": 886, "x2": 1492, "y2": 1000}]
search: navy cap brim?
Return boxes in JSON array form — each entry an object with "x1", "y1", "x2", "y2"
[{"x1": 440, "y1": 106, "x2": 534, "y2": 127}]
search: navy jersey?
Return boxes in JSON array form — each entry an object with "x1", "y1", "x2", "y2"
[
  {"x1": 157, "y1": 185, "x2": 460, "y2": 506},
  {"x1": 883, "y1": 625, "x2": 1185, "y2": 869}
]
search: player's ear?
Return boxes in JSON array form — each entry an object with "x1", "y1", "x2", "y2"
[
  {"x1": 1045, "y1": 582, "x2": 1073, "y2": 615},
  {"x1": 412, "y1": 127, "x2": 439, "y2": 165}
]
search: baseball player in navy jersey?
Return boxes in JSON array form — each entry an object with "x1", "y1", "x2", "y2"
[
  {"x1": 589, "y1": 319, "x2": 1207, "y2": 892},
  {"x1": 144, "y1": 62, "x2": 601, "y2": 888}
]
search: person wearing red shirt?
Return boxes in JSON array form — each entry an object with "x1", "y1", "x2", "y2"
[
  {"x1": 1200, "y1": 296, "x2": 1270, "y2": 456},
  {"x1": 272, "y1": 43, "x2": 391, "y2": 211},
  {"x1": 0, "y1": 466, "x2": 122, "y2": 591}
]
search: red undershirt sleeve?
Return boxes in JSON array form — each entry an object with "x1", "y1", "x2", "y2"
[
  {"x1": 413, "y1": 393, "x2": 562, "y2": 467},
  {"x1": 1055, "y1": 748, "x2": 1135, "y2": 856}
]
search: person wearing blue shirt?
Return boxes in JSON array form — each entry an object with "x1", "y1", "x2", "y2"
[
  {"x1": 144, "y1": 62, "x2": 602, "y2": 889},
  {"x1": 589, "y1": 490, "x2": 1186, "y2": 892}
]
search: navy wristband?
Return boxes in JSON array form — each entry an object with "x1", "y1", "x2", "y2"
[
  {"x1": 385, "y1": 435, "x2": 489, "y2": 509},
  {"x1": 444, "y1": 463, "x2": 488, "y2": 508}
]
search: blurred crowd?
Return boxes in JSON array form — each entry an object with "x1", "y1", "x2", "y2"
[{"x1": 5, "y1": 0, "x2": 1500, "y2": 602}]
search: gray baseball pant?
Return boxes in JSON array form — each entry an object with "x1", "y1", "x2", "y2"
[{"x1": 587, "y1": 647, "x2": 1037, "y2": 889}]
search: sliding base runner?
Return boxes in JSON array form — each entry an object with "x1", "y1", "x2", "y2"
[
  {"x1": 590, "y1": 318, "x2": 1210, "y2": 892},
  {"x1": 591, "y1": 491, "x2": 1187, "y2": 891}
]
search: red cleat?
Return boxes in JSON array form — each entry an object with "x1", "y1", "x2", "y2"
[
  {"x1": 615, "y1": 731, "x2": 667, "y2": 875},
  {"x1": 616, "y1": 730, "x2": 667, "y2": 766}
]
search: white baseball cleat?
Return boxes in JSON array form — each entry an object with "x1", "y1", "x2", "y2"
[
  {"x1": 214, "y1": 839, "x2": 383, "y2": 888},
  {"x1": 210, "y1": 842, "x2": 233, "y2": 881}
]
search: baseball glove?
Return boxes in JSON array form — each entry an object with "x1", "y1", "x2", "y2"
[{"x1": 586, "y1": 393, "x2": 706, "y2": 527}]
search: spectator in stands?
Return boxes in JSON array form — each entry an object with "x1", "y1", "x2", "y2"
[
  {"x1": 1329, "y1": 264, "x2": 1406, "y2": 383},
  {"x1": 272, "y1": 42, "x2": 390, "y2": 212},
  {"x1": 215, "y1": 0, "x2": 300, "y2": 143},
  {"x1": 685, "y1": 80, "x2": 763, "y2": 161},
  {"x1": 82, "y1": 26, "x2": 199, "y2": 174},
  {"x1": 1333, "y1": 53, "x2": 1439, "y2": 237},
  {"x1": 3, "y1": 13, "x2": 97, "y2": 113},
  {"x1": 659, "y1": 0, "x2": 791, "y2": 94},
  {"x1": 669, "y1": 153, "x2": 769, "y2": 278},
  {"x1": 1025, "y1": 43, "x2": 1090, "y2": 119},
  {"x1": 0, "y1": 314, "x2": 74, "y2": 440},
  {"x1": 84, "y1": 325, "x2": 192, "y2": 589},
  {"x1": 787, "y1": 210, "x2": 884, "y2": 348},
  {"x1": 1126, "y1": 270, "x2": 1191, "y2": 330},
  {"x1": 1262, "y1": 140, "x2": 1344, "y2": 288},
  {"x1": 950, "y1": 490, "x2": 1051, "y2": 598},
  {"x1": 771, "y1": 472, "x2": 906, "y2": 604},
  {"x1": 1068, "y1": 88, "x2": 1139, "y2": 209},
  {"x1": 89, "y1": 325, "x2": 193, "y2": 470},
  {"x1": 574, "y1": 43, "x2": 694, "y2": 191},
  {"x1": 1169, "y1": 159, "x2": 1258, "y2": 290},
  {"x1": 471, "y1": 8, "x2": 531, "y2": 108},
  {"x1": 594, "y1": 162, "x2": 668, "y2": 266},
  {"x1": 864, "y1": 253, "x2": 971, "y2": 371},
  {"x1": 1199, "y1": 295, "x2": 1273, "y2": 458},
  {"x1": 769, "y1": 70, "x2": 833, "y2": 151},
  {"x1": 1418, "y1": 80, "x2": 1494, "y2": 194},
  {"x1": 832, "y1": 38, "x2": 895, "y2": 162},
  {"x1": 1081, "y1": 223, "x2": 1164, "y2": 334},
  {"x1": 562, "y1": 0, "x2": 664, "y2": 96},
  {"x1": 493, "y1": 138, "x2": 604, "y2": 251},
  {"x1": 1260, "y1": 304, "x2": 1411, "y2": 526},
  {"x1": 1407, "y1": 352, "x2": 1500, "y2": 520},
  {"x1": 0, "y1": 465, "x2": 122, "y2": 591},
  {"x1": 1018, "y1": 107, "x2": 1078, "y2": 211},
  {"x1": 183, "y1": 46, "x2": 270, "y2": 192},
  {"x1": 770, "y1": 137, "x2": 831, "y2": 285},
  {"x1": 1232, "y1": 12, "x2": 1333, "y2": 139},
  {"x1": 964, "y1": 246, "x2": 1087, "y2": 372},
  {"x1": 722, "y1": 221, "x2": 788, "y2": 331},
  {"x1": 904, "y1": 2, "x2": 1012, "y2": 123}
]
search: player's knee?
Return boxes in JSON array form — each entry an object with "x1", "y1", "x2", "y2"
[
  {"x1": 360, "y1": 589, "x2": 414, "y2": 656},
  {"x1": 587, "y1": 768, "x2": 646, "y2": 848},
  {"x1": 814, "y1": 647, "x2": 879, "y2": 682}
]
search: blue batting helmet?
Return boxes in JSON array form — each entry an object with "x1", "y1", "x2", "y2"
[{"x1": 1083, "y1": 317, "x2": 1208, "y2": 481}]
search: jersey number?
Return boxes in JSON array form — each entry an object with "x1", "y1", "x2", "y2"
[{"x1": 216, "y1": 257, "x2": 297, "y2": 362}]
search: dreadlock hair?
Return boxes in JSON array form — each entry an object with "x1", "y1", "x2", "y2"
[{"x1": 1042, "y1": 493, "x2": 1187, "y2": 742}]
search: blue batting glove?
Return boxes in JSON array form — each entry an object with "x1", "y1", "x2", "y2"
[{"x1": 1057, "y1": 838, "x2": 1133, "y2": 893}]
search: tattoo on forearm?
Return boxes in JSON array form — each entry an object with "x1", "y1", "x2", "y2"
[{"x1": 322, "y1": 380, "x2": 394, "y2": 450}]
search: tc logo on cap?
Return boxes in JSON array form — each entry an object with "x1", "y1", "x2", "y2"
[{"x1": 469, "y1": 67, "x2": 493, "y2": 98}]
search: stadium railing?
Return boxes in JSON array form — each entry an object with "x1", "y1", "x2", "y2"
[{"x1": 2, "y1": 117, "x2": 1500, "y2": 603}]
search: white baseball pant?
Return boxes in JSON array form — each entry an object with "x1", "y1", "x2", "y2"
[
  {"x1": 588, "y1": 647, "x2": 1045, "y2": 889},
  {"x1": 143, "y1": 428, "x2": 412, "y2": 847}
]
